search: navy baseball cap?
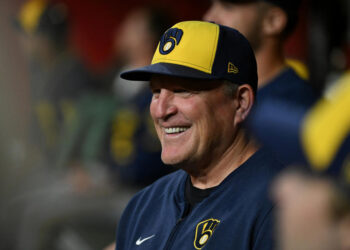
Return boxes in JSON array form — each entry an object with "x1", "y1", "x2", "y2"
[{"x1": 120, "y1": 21, "x2": 257, "y2": 94}]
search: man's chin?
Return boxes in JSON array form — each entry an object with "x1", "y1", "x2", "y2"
[
  {"x1": 162, "y1": 156, "x2": 197, "y2": 174},
  {"x1": 161, "y1": 152, "x2": 189, "y2": 167},
  {"x1": 161, "y1": 155, "x2": 182, "y2": 166}
]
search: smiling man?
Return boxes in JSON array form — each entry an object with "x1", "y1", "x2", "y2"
[{"x1": 115, "y1": 21, "x2": 284, "y2": 250}]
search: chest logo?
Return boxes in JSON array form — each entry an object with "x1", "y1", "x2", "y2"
[
  {"x1": 194, "y1": 218, "x2": 220, "y2": 249},
  {"x1": 135, "y1": 234, "x2": 155, "y2": 245},
  {"x1": 159, "y1": 28, "x2": 183, "y2": 55}
]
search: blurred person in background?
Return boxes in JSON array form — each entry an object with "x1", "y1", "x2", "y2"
[
  {"x1": 14, "y1": 0, "x2": 117, "y2": 184},
  {"x1": 248, "y1": 57, "x2": 350, "y2": 250},
  {"x1": 1, "y1": 1, "x2": 121, "y2": 249},
  {"x1": 112, "y1": 6, "x2": 170, "y2": 102},
  {"x1": 107, "y1": 6, "x2": 174, "y2": 187},
  {"x1": 15, "y1": 0, "x2": 95, "y2": 165},
  {"x1": 245, "y1": 0, "x2": 350, "y2": 248},
  {"x1": 273, "y1": 170, "x2": 350, "y2": 250},
  {"x1": 2, "y1": 2, "x2": 177, "y2": 250},
  {"x1": 204, "y1": 0, "x2": 318, "y2": 109}
]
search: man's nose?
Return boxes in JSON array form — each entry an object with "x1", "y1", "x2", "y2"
[{"x1": 152, "y1": 89, "x2": 177, "y2": 120}]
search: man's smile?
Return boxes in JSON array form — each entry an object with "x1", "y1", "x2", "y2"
[{"x1": 164, "y1": 127, "x2": 189, "y2": 134}]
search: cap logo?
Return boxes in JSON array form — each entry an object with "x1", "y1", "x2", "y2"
[
  {"x1": 159, "y1": 28, "x2": 183, "y2": 55},
  {"x1": 228, "y1": 62, "x2": 239, "y2": 74}
]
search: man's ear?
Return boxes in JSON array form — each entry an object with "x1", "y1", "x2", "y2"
[
  {"x1": 234, "y1": 84, "x2": 254, "y2": 126},
  {"x1": 262, "y1": 6, "x2": 287, "y2": 36}
]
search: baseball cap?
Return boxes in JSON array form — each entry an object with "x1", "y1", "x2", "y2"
[{"x1": 120, "y1": 21, "x2": 257, "y2": 93}]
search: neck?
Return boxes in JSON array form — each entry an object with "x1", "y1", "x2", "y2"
[
  {"x1": 189, "y1": 131, "x2": 259, "y2": 189},
  {"x1": 255, "y1": 39, "x2": 286, "y2": 88}
]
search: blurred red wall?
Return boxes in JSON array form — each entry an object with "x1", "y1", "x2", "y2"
[{"x1": 57, "y1": 0, "x2": 210, "y2": 72}]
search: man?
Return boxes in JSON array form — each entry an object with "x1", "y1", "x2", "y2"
[
  {"x1": 115, "y1": 21, "x2": 284, "y2": 249},
  {"x1": 15, "y1": 0, "x2": 95, "y2": 163},
  {"x1": 248, "y1": 73, "x2": 350, "y2": 250},
  {"x1": 204, "y1": 0, "x2": 317, "y2": 108}
]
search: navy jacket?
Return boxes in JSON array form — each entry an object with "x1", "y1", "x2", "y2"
[
  {"x1": 258, "y1": 67, "x2": 317, "y2": 108},
  {"x1": 115, "y1": 149, "x2": 284, "y2": 250}
]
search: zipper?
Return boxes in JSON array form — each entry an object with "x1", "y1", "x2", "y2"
[{"x1": 163, "y1": 204, "x2": 191, "y2": 250}]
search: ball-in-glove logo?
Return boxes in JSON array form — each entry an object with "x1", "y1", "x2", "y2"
[
  {"x1": 159, "y1": 28, "x2": 183, "y2": 55},
  {"x1": 194, "y1": 218, "x2": 220, "y2": 249}
]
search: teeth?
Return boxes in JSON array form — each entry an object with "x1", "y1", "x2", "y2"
[{"x1": 165, "y1": 127, "x2": 188, "y2": 134}]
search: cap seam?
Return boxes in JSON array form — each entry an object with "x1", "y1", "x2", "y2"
[{"x1": 209, "y1": 25, "x2": 219, "y2": 75}]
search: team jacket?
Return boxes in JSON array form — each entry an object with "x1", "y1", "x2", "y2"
[
  {"x1": 115, "y1": 148, "x2": 284, "y2": 250},
  {"x1": 258, "y1": 67, "x2": 317, "y2": 109}
]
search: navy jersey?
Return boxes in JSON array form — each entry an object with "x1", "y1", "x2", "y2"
[
  {"x1": 115, "y1": 148, "x2": 284, "y2": 250},
  {"x1": 258, "y1": 67, "x2": 317, "y2": 108},
  {"x1": 249, "y1": 75, "x2": 350, "y2": 179}
]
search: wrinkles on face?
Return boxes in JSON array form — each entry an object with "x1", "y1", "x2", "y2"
[{"x1": 149, "y1": 76, "x2": 237, "y2": 169}]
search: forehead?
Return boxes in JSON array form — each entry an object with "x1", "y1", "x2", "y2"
[{"x1": 150, "y1": 75, "x2": 223, "y2": 91}]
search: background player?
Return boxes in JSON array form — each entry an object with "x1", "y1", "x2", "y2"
[
  {"x1": 204, "y1": 0, "x2": 317, "y2": 108},
  {"x1": 248, "y1": 66, "x2": 350, "y2": 250}
]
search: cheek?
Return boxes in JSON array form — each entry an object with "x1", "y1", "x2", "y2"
[
  {"x1": 197, "y1": 102, "x2": 234, "y2": 151},
  {"x1": 178, "y1": 98, "x2": 202, "y2": 120},
  {"x1": 149, "y1": 102, "x2": 160, "y2": 131},
  {"x1": 149, "y1": 102, "x2": 155, "y2": 117},
  {"x1": 209, "y1": 99, "x2": 235, "y2": 131},
  {"x1": 149, "y1": 100, "x2": 158, "y2": 120}
]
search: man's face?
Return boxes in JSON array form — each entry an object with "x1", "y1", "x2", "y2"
[
  {"x1": 150, "y1": 76, "x2": 238, "y2": 168},
  {"x1": 203, "y1": 0, "x2": 264, "y2": 50},
  {"x1": 273, "y1": 171, "x2": 341, "y2": 250}
]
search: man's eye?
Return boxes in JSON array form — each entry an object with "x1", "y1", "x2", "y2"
[
  {"x1": 151, "y1": 89, "x2": 160, "y2": 100},
  {"x1": 151, "y1": 89, "x2": 160, "y2": 94},
  {"x1": 174, "y1": 89, "x2": 196, "y2": 97},
  {"x1": 173, "y1": 89, "x2": 187, "y2": 93},
  {"x1": 174, "y1": 89, "x2": 193, "y2": 95}
]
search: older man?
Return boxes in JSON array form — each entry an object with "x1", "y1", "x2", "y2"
[{"x1": 115, "y1": 21, "x2": 284, "y2": 250}]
